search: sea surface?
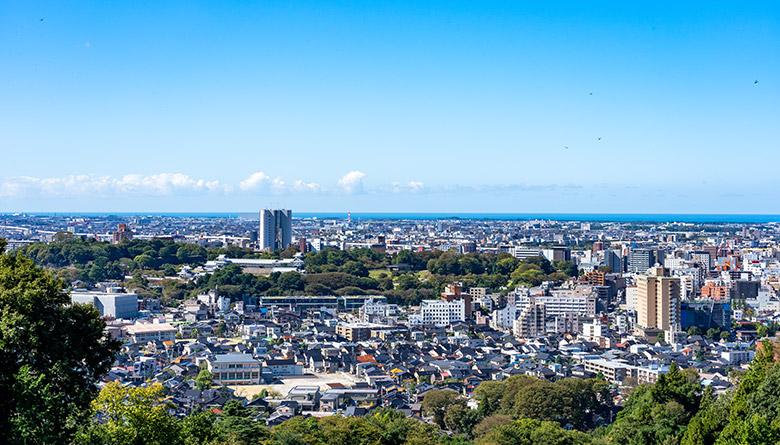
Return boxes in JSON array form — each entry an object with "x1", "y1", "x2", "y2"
[{"x1": 13, "y1": 212, "x2": 780, "y2": 223}]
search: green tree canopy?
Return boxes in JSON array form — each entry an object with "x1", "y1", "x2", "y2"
[{"x1": 0, "y1": 239, "x2": 120, "y2": 443}]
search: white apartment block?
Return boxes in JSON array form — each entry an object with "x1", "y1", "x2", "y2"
[
  {"x1": 514, "y1": 290, "x2": 596, "y2": 317},
  {"x1": 490, "y1": 304, "x2": 517, "y2": 331},
  {"x1": 410, "y1": 299, "x2": 466, "y2": 327}
]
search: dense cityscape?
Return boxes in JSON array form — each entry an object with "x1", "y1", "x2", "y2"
[
  {"x1": 3, "y1": 1, "x2": 778, "y2": 444},
  {"x1": 2, "y1": 210, "x2": 780, "y2": 443}
]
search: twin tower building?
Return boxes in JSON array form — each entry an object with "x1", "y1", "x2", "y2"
[{"x1": 259, "y1": 209, "x2": 292, "y2": 251}]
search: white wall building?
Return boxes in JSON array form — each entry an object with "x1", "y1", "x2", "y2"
[
  {"x1": 513, "y1": 289, "x2": 597, "y2": 317},
  {"x1": 490, "y1": 304, "x2": 517, "y2": 331},
  {"x1": 410, "y1": 299, "x2": 466, "y2": 327},
  {"x1": 70, "y1": 289, "x2": 138, "y2": 319}
]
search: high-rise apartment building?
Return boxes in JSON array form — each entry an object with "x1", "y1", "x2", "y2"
[
  {"x1": 259, "y1": 209, "x2": 292, "y2": 251},
  {"x1": 604, "y1": 249, "x2": 623, "y2": 274},
  {"x1": 514, "y1": 300, "x2": 546, "y2": 338},
  {"x1": 636, "y1": 267, "x2": 681, "y2": 331}
]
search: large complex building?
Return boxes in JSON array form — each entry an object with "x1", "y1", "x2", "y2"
[
  {"x1": 70, "y1": 289, "x2": 139, "y2": 319},
  {"x1": 259, "y1": 295, "x2": 386, "y2": 313},
  {"x1": 410, "y1": 299, "x2": 466, "y2": 327},
  {"x1": 125, "y1": 321, "x2": 177, "y2": 343},
  {"x1": 259, "y1": 209, "x2": 292, "y2": 251},
  {"x1": 206, "y1": 353, "x2": 262, "y2": 385},
  {"x1": 637, "y1": 267, "x2": 681, "y2": 332},
  {"x1": 513, "y1": 287, "x2": 597, "y2": 317}
]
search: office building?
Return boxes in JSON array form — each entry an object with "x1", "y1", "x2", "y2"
[
  {"x1": 680, "y1": 301, "x2": 732, "y2": 331},
  {"x1": 542, "y1": 246, "x2": 571, "y2": 262},
  {"x1": 259, "y1": 209, "x2": 292, "y2": 251},
  {"x1": 629, "y1": 248, "x2": 655, "y2": 273},
  {"x1": 637, "y1": 267, "x2": 681, "y2": 331}
]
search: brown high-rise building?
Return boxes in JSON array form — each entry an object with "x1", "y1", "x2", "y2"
[
  {"x1": 637, "y1": 267, "x2": 680, "y2": 331},
  {"x1": 584, "y1": 271, "x2": 606, "y2": 286},
  {"x1": 112, "y1": 224, "x2": 133, "y2": 244},
  {"x1": 298, "y1": 237, "x2": 308, "y2": 254},
  {"x1": 441, "y1": 283, "x2": 472, "y2": 317}
]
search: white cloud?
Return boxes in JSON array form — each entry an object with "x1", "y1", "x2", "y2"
[
  {"x1": 337, "y1": 170, "x2": 366, "y2": 193},
  {"x1": 0, "y1": 173, "x2": 232, "y2": 197},
  {"x1": 291, "y1": 180, "x2": 325, "y2": 193},
  {"x1": 239, "y1": 172, "x2": 270, "y2": 191},
  {"x1": 385, "y1": 180, "x2": 425, "y2": 193},
  {"x1": 271, "y1": 177, "x2": 286, "y2": 193}
]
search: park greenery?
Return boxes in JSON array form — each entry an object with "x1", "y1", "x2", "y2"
[{"x1": 16, "y1": 235, "x2": 580, "y2": 307}]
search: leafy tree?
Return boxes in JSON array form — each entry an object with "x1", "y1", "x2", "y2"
[
  {"x1": 341, "y1": 261, "x2": 370, "y2": 277},
  {"x1": 76, "y1": 382, "x2": 181, "y2": 445},
  {"x1": 477, "y1": 418, "x2": 591, "y2": 445},
  {"x1": 524, "y1": 256, "x2": 554, "y2": 274},
  {"x1": 606, "y1": 363, "x2": 702, "y2": 444},
  {"x1": 277, "y1": 271, "x2": 305, "y2": 291},
  {"x1": 657, "y1": 332, "x2": 665, "y2": 343},
  {"x1": 0, "y1": 239, "x2": 120, "y2": 444},
  {"x1": 422, "y1": 390, "x2": 464, "y2": 428},
  {"x1": 195, "y1": 368, "x2": 214, "y2": 390},
  {"x1": 180, "y1": 411, "x2": 218, "y2": 445},
  {"x1": 555, "y1": 261, "x2": 578, "y2": 277},
  {"x1": 397, "y1": 274, "x2": 421, "y2": 291},
  {"x1": 444, "y1": 404, "x2": 482, "y2": 435},
  {"x1": 265, "y1": 416, "x2": 323, "y2": 444},
  {"x1": 474, "y1": 381, "x2": 505, "y2": 417},
  {"x1": 687, "y1": 326, "x2": 703, "y2": 337},
  {"x1": 473, "y1": 414, "x2": 513, "y2": 438},
  {"x1": 134, "y1": 254, "x2": 155, "y2": 270},
  {"x1": 213, "y1": 399, "x2": 270, "y2": 443},
  {"x1": 177, "y1": 243, "x2": 207, "y2": 263},
  {"x1": 681, "y1": 387, "x2": 731, "y2": 445}
]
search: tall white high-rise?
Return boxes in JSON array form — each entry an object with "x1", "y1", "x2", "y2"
[{"x1": 259, "y1": 209, "x2": 292, "y2": 251}]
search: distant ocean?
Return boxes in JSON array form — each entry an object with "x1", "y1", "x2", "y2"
[{"x1": 15, "y1": 212, "x2": 780, "y2": 223}]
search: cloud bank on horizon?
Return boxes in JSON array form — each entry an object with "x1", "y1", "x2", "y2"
[{"x1": 0, "y1": 171, "x2": 430, "y2": 198}]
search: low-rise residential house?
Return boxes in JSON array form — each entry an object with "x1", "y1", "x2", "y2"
[{"x1": 264, "y1": 358, "x2": 303, "y2": 376}]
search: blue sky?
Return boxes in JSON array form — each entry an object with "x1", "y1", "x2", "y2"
[{"x1": 1, "y1": 1, "x2": 778, "y2": 213}]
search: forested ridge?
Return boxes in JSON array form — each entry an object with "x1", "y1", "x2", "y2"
[{"x1": 16, "y1": 236, "x2": 578, "y2": 307}]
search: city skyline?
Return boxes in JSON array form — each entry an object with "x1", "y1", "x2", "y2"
[{"x1": 1, "y1": 1, "x2": 778, "y2": 212}]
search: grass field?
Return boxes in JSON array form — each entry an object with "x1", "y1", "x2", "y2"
[{"x1": 368, "y1": 269, "x2": 390, "y2": 279}]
